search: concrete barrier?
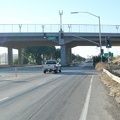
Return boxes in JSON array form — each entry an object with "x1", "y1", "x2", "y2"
[{"x1": 103, "y1": 69, "x2": 120, "y2": 84}]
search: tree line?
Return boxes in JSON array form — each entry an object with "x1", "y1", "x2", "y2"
[
  {"x1": 92, "y1": 55, "x2": 107, "y2": 67},
  {"x1": 14, "y1": 46, "x2": 86, "y2": 65}
]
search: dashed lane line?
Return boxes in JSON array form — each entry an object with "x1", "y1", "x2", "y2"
[{"x1": 0, "y1": 97, "x2": 9, "y2": 102}]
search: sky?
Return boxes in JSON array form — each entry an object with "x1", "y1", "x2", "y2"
[{"x1": 0, "y1": 0, "x2": 120, "y2": 58}]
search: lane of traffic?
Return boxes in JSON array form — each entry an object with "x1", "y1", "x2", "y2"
[
  {"x1": 6, "y1": 75, "x2": 88, "y2": 120},
  {"x1": 0, "y1": 72, "x2": 87, "y2": 120},
  {"x1": 0, "y1": 72, "x2": 63, "y2": 101},
  {"x1": 0, "y1": 65, "x2": 99, "y2": 120}
]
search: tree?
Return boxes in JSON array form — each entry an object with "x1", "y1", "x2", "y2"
[
  {"x1": 23, "y1": 46, "x2": 56, "y2": 64},
  {"x1": 22, "y1": 46, "x2": 86, "y2": 65},
  {"x1": 92, "y1": 55, "x2": 107, "y2": 67},
  {"x1": 72, "y1": 54, "x2": 85, "y2": 62},
  {"x1": 55, "y1": 48, "x2": 61, "y2": 60},
  {"x1": 13, "y1": 58, "x2": 18, "y2": 65}
]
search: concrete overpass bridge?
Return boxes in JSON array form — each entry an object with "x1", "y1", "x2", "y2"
[{"x1": 0, "y1": 24, "x2": 120, "y2": 65}]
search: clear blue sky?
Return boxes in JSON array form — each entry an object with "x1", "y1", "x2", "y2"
[
  {"x1": 0, "y1": 0, "x2": 120, "y2": 58},
  {"x1": 0, "y1": 0, "x2": 119, "y2": 24}
]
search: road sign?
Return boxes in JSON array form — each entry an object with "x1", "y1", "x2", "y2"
[
  {"x1": 47, "y1": 36, "x2": 56, "y2": 40},
  {"x1": 104, "y1": 53, "x2": 113, "y2": 58}
]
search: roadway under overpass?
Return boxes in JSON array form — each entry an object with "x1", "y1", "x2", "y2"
[{"x1": 0, "y1": 32, "x2": 120, "y2": 66}]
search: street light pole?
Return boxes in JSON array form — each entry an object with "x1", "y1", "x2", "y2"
[
  {"x1": 59, "y1": 10, "x2": 63, "y2": 31},
  {"x1": 71, "y1": 11, "x2": 102, "y2": 62},
  {"x1": 98, "y1": 16, "x2": 102, "y2": 55}
]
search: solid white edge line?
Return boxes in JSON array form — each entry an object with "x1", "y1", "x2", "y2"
[
  {"x1": 79, "y1": 75, "x2": 94, "y2": 120},
  {"x1": 0, "y1": 97, "x2": 9, "y2": 102},
  {"x1": 37, "y1": 84, "x2": 41, "y2": 86}
]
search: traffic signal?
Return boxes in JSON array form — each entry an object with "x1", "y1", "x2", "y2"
[
  {"x1": 105, "y1": 36, "x2": 111, "y2": 48},
  {"x1": 61, "y1": 32, "x2": 64, "y2": 39},
  {"x1": 43, "y1": 33, "x2": 46, "y2": 39}
]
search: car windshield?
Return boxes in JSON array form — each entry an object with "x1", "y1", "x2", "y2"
[{"x1": 46, "y1": 61, "x2": 57, "y2": 64}]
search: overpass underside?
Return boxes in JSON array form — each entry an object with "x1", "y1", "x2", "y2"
[{"x1": 0, "y1": 32, "x2": 120, "y2": 66}]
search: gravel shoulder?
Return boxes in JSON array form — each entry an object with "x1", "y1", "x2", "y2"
[
  {"x1": 95, "y1": 62, "x2": 120, "y2": 104},
  {"x1": 101, "y1": 72, "x2": 120, "y2": 104},
  {"x1": 95, "y1": 62, "x2": 120, "y2": 119},
  {"x1": 88, "y1": 74, "x2": 120, "y2": 120}
]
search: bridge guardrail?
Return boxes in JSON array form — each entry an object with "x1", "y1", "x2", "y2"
[{"x1": 0, "y1": 24, "x2": 119, "y2": 33}]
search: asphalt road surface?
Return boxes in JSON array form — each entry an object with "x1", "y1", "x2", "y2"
[{"x1": 0, "y1": 63, "x2": 120, "y2": 120}]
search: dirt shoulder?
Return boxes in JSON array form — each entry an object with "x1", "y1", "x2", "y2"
[
  {"x1": 96, "y1": 62, "x2": 120, "y2": 104},
  {"x1": 101, "y1": 72, "x2": 120, "y2": 104}
]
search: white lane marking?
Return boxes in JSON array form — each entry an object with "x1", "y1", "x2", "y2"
[
  {"x1": 79, "y1": 75, "x2": 93, "y2": 120},
  {"x1": 37, "y1": 82, "x2": 46, "y2": 86},
  {"x1": 37, "y1": 83, "x2": 42, "y2": 86},
  {"x1": 0, "y1": 97, "x2": 9, "y2": 102}
]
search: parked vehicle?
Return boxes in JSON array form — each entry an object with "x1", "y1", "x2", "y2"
[{"x1": 42, "y1": 60, "x2": 61, "y2": 73}]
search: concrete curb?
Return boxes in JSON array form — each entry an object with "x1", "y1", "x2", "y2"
[{"x1": 103, "y1": 69, "x2": 120, "y2": 84}]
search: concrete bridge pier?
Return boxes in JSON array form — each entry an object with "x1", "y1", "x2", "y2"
[
  {"x1": 59, "y1": 30, "x2": 72, "y2": 66},
  {"x1": 60, "y1": 45, "x2": 72, "y2": 66},
  {"x1": 8, "y1": 48, "x2": 23, "y2": 66},
  {"x1": 61, "y1": 45, "x2": 67, "y2": 66},
  {"x1": 66, "y1": 47, "x2": 72, "y2": 64},
  {"x1": 8, "y1": 47, "x2": 13, "y2": 66},
  {"x1": 18, "y1": 48, "x2": 23, "y2": 65}
]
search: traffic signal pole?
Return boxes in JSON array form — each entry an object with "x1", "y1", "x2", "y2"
[
  {"x1": 105, "y1": 36, "x2": 112, "y2": 69},
  {"x1": 107, "y1": 48, "x2": 111, "y2": 69}
]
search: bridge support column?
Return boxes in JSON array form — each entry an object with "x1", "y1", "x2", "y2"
[
  {"x1": 66, "y1": 47, "x2": 72, "y2": 65},
  {"x1": 60, "y1": 46, "x2": 72, "y2": 66},
  {"x1": 18, "y1": 48, "x2": 23, "y2": 65},
  {"x1": 8, "y1": 47, "x2": 13, "y2": 66},
  {"x1": 61, "y1": 45, "x2": 67, "y2": 66}
]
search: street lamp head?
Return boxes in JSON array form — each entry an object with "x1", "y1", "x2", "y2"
[{"x1": 70, "y1": 12, "x2": 79, "y2": 14}]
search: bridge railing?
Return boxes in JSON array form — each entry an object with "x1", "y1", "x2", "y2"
[{"x1": 0, "y1": 24, "x2": 119, "y2": 33}]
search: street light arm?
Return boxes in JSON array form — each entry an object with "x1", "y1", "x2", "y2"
[
  {"x1": 81, "y1": 12, "x2": 99, "y2": 18},
  {"x1": 71, "y1": 12, "x2": 79, "y2": 14},
  {"x1": 71, "y1": 11, "x2": 102, "y2": 61},
  {"x1": 71, "y1": 11, "x2": 99, "y2": 18}
]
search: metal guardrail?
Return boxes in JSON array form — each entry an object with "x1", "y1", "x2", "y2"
[{"x1": 0, "y1": 24, "x2": 119, "y2": 33}]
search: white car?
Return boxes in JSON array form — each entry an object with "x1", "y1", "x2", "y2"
[{"x1": 42, "y1": 60, "x2": 61, "y2": 73}]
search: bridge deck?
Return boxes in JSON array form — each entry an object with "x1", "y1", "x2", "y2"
[{"x1": 0, "y1": 32, "x2": 120, "y2": 48}]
